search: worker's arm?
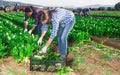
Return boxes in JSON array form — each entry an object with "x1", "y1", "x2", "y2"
[
  {"x1": 38, "y1": 30, "x2": 47, "y2": 45},
  {"x1": 24, "y1": 14, "x2": 29, "y2": 32},
  {"x1": 39, "y1": 15, "x2": 59, "y2": 53},
  {"x1": 28, "y1": 14, "x2": 38, "y2": 34}
]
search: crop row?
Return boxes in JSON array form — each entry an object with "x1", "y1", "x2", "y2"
[
  {"x1": 0, "y1": 13, "x2": 91, "y2": 62},
  {"x1": 0, "y1": 18, "x2": 39, "y2": 62},
  {"x1": 0, "y1": 13, "x2": 91, "y2": 43},
  {"x1": 75, "y1": 15, "x2": 120, "y2": 37}
]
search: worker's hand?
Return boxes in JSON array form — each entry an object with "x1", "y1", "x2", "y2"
[
  {"x1": 24, "y1": 21, "x2": 28, "y2": 25},
  {"x1": 28, "y1": 30, "x2": 32, "y2": 34},
  {"x1": 24, "y1": 29, "x2": 28, "y2": 32},
  {"x1": 39, "y1": 46, "x2": 47, "y2": 54},
  {"x1": 38, "y1": 37, "x2": 42, "y2": 45}
]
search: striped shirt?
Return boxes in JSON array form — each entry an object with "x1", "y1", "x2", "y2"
[{"x1": 50, "y1": 8, "x2": 75, "y2": 39}]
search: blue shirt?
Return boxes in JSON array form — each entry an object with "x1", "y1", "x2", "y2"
[
  {"x1": 50, "y1": 8, "x2": 74, "y2": 39},
  {"x1": 76, "y1": 8, "x2": 82, "y2": 13}
]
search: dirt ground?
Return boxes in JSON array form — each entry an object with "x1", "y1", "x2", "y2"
[
  {"x1": 82, "y1": 50, "x2": 120, "y2": 75},
  {"x1": 92, "y1": 36, "x2": 120, "y2": 49},
  {"x1": 0, "y1": 39, "x2": 120, "y2": 75},
  {"x1": 0, "y1": 51, "x2": 120, "y2": 75},
  {"x1": 0, "y1": 56, "x2": 79, "y2": 75}
]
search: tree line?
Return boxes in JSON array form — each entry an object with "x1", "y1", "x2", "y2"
[{"x1": 91, "y1": 2, "x2": 120, "y2": 11}]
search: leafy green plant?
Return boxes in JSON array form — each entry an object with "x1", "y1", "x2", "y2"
[
  {"x1": 4, "y1": 68, "x2": 27, "y2": 75},
  {"x1": 56, "y1": 67, "x2": 70, "y2": 75},
  {"x1": 41, "y1": 52, "x2": 59, "y2": 61},
  {"x1": 85, "y1": 50, "x2": 92, "y2": 55},
  {"x1": 0, "y1": 15, "x2": 39, "y2": 62},
  {"x1": 0, "y1": 39, "x2": 7, "y2": 58},
  {"x1": 74, "y1": 15, "x2": 120, "y2": 37}
]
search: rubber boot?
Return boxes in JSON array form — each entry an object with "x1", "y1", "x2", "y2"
[{"x1": 60, "y1": 55, "x2": 67, "y2": 67}]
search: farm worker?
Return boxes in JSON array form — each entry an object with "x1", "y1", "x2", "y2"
[
  {"x1": 37, "y1": 7, "x2": 75, "y2": 66},
  {"x1": 15, "y1": 3, "x2": 19, "y2": 12},
  {"x1": 24, "y1": 6, "x2": 48, "y2": 36},
  {"x1": 82, "y1": 8, "x2": 90, "y2": 16},
  {"x1": 75, "y1": 8, "x2": 83, "y2": 16},
  {"x1": 75, "y1": 8, "x2": 90, "y2": 16}
]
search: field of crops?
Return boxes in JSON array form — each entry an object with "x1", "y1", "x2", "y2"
[
  {"x1": 90, "y1": 11, "x2": 120, "y2": 17},
  {"x1": 0, "y1": 11, "x2": 120, "y2": 75}
]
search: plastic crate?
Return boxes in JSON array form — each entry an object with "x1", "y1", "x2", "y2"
[{"x1": 30, "y1": 55, "x2": 61, "y2": 72}]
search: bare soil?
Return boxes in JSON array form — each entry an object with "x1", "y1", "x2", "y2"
[
  {"x1": 0, "y1": 40, "x2": 120, "y2": 75},
  {"x1": 72, "y1": 52, "x2": 120, "y2": 75},
  {"x1": 0, "y1": 56, "x2": 79, "y2": 75},
  {"x1": 92, "y1": 36, "x2": 120, "y2": 49},
  {"x1": 0, "y1": 52, "x2": 120, "y2": 75}
]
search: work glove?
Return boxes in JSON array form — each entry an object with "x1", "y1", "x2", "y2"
[
  {"x1": 38, "y1": 37, "x2": 42, "y2": 45},
  {"x1": 28, "y1": 30, "x2": 32, "y2": 34},
  {"x1": 24, "y1": 29, "x2": 28, "y2": 32},
  {"x1": 24, "y1": 21, "x2": 28, "y2": 25},
  {"x1": 39, "y1": 46, "x2": 47, "y2": 54}
]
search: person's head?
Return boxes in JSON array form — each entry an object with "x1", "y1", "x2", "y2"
[
  {"x1": 38, "y1": 9, "x2": 57, "y2": 24},
  {"x1": 25, "y1": 6, "x2": 33, "y2": 16},
  {"x1": 38, "y1": 10, "x2": 49, "y2": 24}
]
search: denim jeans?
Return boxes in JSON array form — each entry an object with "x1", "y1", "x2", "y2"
[
  {"x1": 36, "y1": 22, "x2": 48, "y2": 36},
  {"x1": 58, "y1": 18, "x2": 75, "y2": 56}
]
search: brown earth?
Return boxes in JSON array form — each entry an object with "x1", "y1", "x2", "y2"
[
  {"x1": 67, "y1": 52, "x2": 75, "y2": 62},
  {"x1": 82, "y1": 49, "x2": 120, "y2": 75},
  {"x1": 66, "y1": 52, "x2": 75, "y2": 66},
  {"x1": 0, "y1": 50, "x2": 120, "y2": 75},
  {"x1": 0, "y1": 38, "x2": 120, "y2": 75},
  {"x1": 51, "y1": 45, "x2": 59, "y2": 53},
  {"x1": 0, "y1": 56, "x2": 53, "y2": 75},
  {"x1": 0, "y1": 56, "x2": 79, "y2": 75},
  {"x1": 92, "y1": 36, "x2": 120, "y2": 49},
  {"x1": 69, "y1": 42, "x2": 120, "y2": 75}
]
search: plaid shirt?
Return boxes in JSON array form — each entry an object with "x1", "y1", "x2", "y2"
[{"x1": 50, "y1": 8, "x2": 74, "y2": 39}]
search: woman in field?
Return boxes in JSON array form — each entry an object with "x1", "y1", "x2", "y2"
[
  {"x1": 37, "y1": 7, "x2": 75, "y2": 66},
  {"x1": 24, "y1": 6, "x2": 48, "y2": 36}
]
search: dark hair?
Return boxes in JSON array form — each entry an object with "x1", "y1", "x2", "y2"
[
  {"x1": 25, "y1": 6, "x2": 33, "y2": 12},
  {"x1": 37, "y1": 9, "x2": 57, "y2": 23},
  {"x1": 38, "y1": 11, "x2": 46, "y2": 22},
  {"x1": 48, "y1": 8, "x2": 57, "y2": 18}
]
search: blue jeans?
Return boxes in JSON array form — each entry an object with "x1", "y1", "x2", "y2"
[
  {"x1": 36, "y1": 22, "x2": 48, "y2": 36},
  {"x1": 16, "y1": 9, "x2": 19, "y2": 12},
  {"x1": 58, "y1": 19, "x2": 75, "y2": 56}
]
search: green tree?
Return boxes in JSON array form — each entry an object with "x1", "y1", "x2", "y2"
[
  {"x1": 98, "y1": 7, "x2": 105, "y2": 10},
  {"x1": 107, "y1": 7, "x2": 112, "y2": 11},
  {"x1": 115, "y1": 2, "x2": 120, "y2": 10}
]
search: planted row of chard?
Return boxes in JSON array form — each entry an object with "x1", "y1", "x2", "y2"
[
  {"x1": 90, "y1": 12, "x2": 120, "y2": 17},
  {"x1": 0, "y1": 13, "x2": 91, "y2": 62},
  {"x1": 0, "y1": 12, "x2": 91, "y2": 44},
  {"x1": 0, "y1": 13, "x2": 34, "y2": 28},
  {"x1": 1, "y1": 12, "x2": 119, "y2": 38},
  {"x1": 0, "y1": 18, "x2": 39, "y2": 63},
  {"x1": 75, "y1": 15, "x2": 120, "y2": 37}
]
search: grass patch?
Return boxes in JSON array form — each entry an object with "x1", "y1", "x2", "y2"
[{"x1": 90, "y1": 11, "x2": 120, "y2": 16}]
